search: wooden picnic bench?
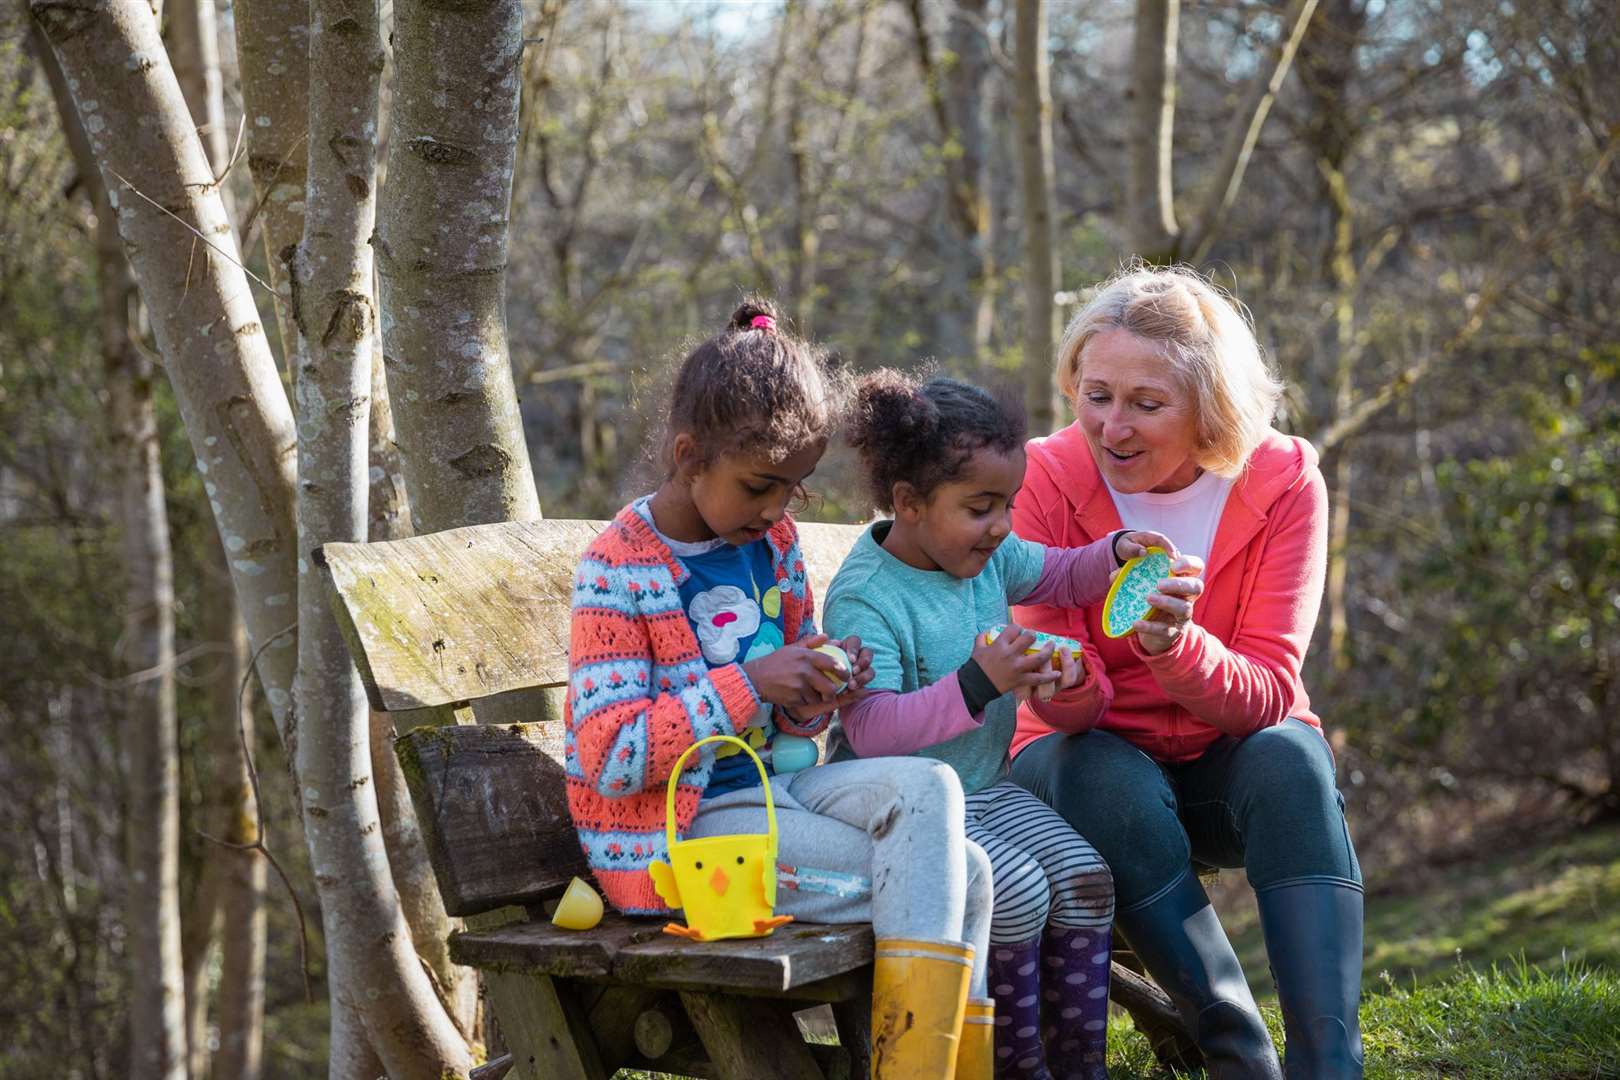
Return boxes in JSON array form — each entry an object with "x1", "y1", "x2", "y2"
[{"x1": 317, "y1": 518, "x2": 1197, "y2": 1079}]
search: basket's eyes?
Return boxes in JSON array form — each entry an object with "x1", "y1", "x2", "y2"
[
  {"x1": 694, "y1": 861, "x2": 703, "y2": 869},
  {"x1": 736, "y1": 855, "x2": 744, "y2": 865}
]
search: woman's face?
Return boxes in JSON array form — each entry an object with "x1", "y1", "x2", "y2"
[{"x1": 1075, "y1": 328, "x2": 1203, "y2": 494}]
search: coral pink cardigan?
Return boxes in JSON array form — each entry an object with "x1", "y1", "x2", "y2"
[{"x1": 1010, "y1": 424, "x2": 1326, "y2": 763}]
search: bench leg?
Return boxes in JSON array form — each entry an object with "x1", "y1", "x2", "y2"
[
  {"x1": 483, "y1": 971, "x2": 608, "y2": 1080},
  {"x1": 829, "y1": 987, "x2": 872, "y2": 1080},
  {"x1": 679, "y1": 990, "x2": 824, "y2": 1080}
]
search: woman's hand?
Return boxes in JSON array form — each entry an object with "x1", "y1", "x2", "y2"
[
  {"x1": 1114, "y1": 529, "x2": 1178, "y2": 564},
  {"x1": 971, "y1": 624, "x2": 1061, "y2": 701},
  {"x1": 1133, "y1": 554, "x2": 1206, "y2": 655}
]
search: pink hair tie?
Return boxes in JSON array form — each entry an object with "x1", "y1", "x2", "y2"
[{"x1": 750, "y1": 314, "x2": 776, "y2": 332}]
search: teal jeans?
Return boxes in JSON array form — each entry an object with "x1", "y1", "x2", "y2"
[{"x1": 1010, "y1": 719, "x2": 1361, "y2": 912}]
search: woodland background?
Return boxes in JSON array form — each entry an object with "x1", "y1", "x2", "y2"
[{"x1": 1, "y1": 0, "x2": 1617, "y2": 1076}]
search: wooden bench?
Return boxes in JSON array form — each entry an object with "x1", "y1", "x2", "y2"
[{"x1": 317, "y1": 518, "x2": 1196, "y2": 1079}]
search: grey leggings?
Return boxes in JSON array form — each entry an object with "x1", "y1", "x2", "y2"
[
  {"x1": 691, "y1": 755, "x2": 994, "y2": 994},
  {"x1": 965, "y1": 780, "x2": 1115, "y2": 944}
]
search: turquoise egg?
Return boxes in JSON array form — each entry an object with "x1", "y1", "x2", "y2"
[{"x1": 772, "y1": 734, "x2": 819, "y2": 773}]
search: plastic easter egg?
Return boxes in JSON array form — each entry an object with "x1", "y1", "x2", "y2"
[
  {"x1": 813, "y1": 643, "x2": 851, "y2": 692},
  {"x1": 771, "y1": 734, "x2": 819, "y2": 774},
  {"x1": 981, "y1": 624, "x2": 1083, "y2": 668},
  {"x1": 1102, "y1": 548, "x2": 1172, "y2": 638},
  {"x1": 550, "y1": 876, "x2": 604, "y2": 931}
]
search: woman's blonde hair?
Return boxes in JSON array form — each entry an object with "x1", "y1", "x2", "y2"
[{"x1": 1055, "y1": 263, "x2": 1284, "y2": 477}]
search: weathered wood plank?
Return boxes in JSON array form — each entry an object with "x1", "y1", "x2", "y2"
[
  {"x1": 318, "y1": 518, "x2": 864, "y2": 713},
  {"x1": 679, "y1": 991, "x2": 825, "y2": 1080},
  {"x1": 451, "y1": 914, "x2": 873, "y2": 996},
  {"x1": 450, "y1": 911, "x2": 661, "y2": 978},
  {"x1": 395, "y1": 723, "x2": 587, "y2": 916},
  {"x1": 483, "y1": 971, "x2": 609, "y2": 1080},
  {"x1": 614, "y1": 922, "x2": 874, "y2": 995}
]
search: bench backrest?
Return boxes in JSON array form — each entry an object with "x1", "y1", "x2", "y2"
[{"x1": 319, "y1": 517, "x2": 865, "y2": 916}]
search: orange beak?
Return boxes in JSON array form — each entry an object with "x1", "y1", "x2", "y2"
[{"x1": 708, "y1": 864, "x2": 731, "y2": 896}]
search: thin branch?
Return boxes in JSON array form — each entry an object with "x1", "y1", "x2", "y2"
[
  {"x1": 108, "y1": 169, "x2": 285, "y2": 307},
  {"x1": 1185, "y1": 0, "x2": 1321, "y2": 262},
  {"x1": 194, "y1": 621, "x2": 312, "y2": 1004}
]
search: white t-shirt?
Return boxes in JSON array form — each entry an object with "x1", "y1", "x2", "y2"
[{"x1": 1105, "y1": 469, "x2": 1234, "y2": 565}]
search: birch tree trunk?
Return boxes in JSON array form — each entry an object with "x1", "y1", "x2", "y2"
[
  {"x1": 169, "y1": 0, "x2": 228, "y2": 174},
  {"x1": 107, "y1": 191, "x2": 187, "y2": 1080},
  {"x1": 206, "y1": 565, "x2": 267, "y2": 1080},
  {"x1": 1015, "y1": 0, "x2": 1061, "y2": 435},
  {"x1": 1127, "y1": 0, "x2": 1180, "y2": 261},
  {"x1": 169, "y1": 7, "x2": 242, "y2": 1070},
  {"x1": 290, "y1": 0, "x2": 470, "y2": 1073},
  {"x1": 30, "y1": 18, "x2": 185, "y2": 1078},
  {"x1": 29, "y1": 0, "x2": 301, "y2": 749},
  {"x1": 234, "y1": 0, "x2": 308, "y2": 364},
  {"x1": 368, "y1": 352, "x2": 475, "y2": 1030},
  {"x1": 375, "y1": 0, "x2": 541, "y2": 531}
]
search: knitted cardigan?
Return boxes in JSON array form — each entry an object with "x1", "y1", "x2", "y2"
[{"x1": 565, "y1": 504, "x2": 828, "y2": 914}]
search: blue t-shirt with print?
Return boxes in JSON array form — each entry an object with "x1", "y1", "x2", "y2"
[{"x1": 632, "y1": 498, "x2": 785, "y2": 797}]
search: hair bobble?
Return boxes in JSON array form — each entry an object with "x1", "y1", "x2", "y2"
[{"x1": 750, "y1": 314, "x2": 776, "y2": 333}]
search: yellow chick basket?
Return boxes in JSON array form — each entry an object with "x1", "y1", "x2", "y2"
[{"x1": 648, "y1": 734, "x2": 795, "y2": 942}]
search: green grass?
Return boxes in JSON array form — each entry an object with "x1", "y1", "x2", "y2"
[
  {"x1": 1104, "y1": 961, "x2": 1620, "y2": 1079},
  {"x1": 615, "y1": 825, "x2": 1620, "y2": 1078},
  {"x1": 1221, "y1": 822, "x2": 1620, "y2": 995}
]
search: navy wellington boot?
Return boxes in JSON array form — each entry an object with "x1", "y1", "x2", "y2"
[
  {"x1": 1115, "y1": 870, "x2": 1281, "y2": 1080},
  {"x1": 1256, "y1": 881, "x2": 1364, "y2": 1079}
]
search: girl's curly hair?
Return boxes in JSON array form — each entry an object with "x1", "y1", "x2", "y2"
[{"x1": 847, "y1": 371, "x2": 1026, "y2": 512}]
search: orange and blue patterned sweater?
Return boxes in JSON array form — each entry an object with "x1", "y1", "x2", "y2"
[{"x1": 565, "y1": 505, "x2": 829, "y2": 914}]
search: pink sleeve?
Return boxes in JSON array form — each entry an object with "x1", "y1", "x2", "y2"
[
  {"x1": 838, "y1": 674, "x2": 984, "y2": 757},
  {"x1": 1020, "y1": 537, "x2": 1117, "y2": 609},
  {"x1": 1009, "y1": 482, "x2": 1113, "y2": 734},
  {"x1": 1138, "y1": 468, "x2": 1326, "y2": 736}
]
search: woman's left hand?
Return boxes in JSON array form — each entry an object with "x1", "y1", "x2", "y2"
[{"x1": 1134, "y1": 554, "x2": 1206, "y2": 655}]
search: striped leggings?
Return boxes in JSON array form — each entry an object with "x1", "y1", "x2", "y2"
[{"x1": 965, "y1": 780, "x2": 1115, "y2": 944}]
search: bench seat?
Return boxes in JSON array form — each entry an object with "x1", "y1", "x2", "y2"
[{"x1": 451, "y1": 913, "x2": 874, "y2": 998}]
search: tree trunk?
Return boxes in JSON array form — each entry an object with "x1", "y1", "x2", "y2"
[
  {"x1": 907, "y1": 0, "x2": 992, "y2": 363},
  {"x1": 30, "y1": 15, "x2": 186, "y2": 1079},
  {"x1": 367, "y1": 347, "x2": 476, "y2": 1033},
  {"x1": 207, "y1": 559, "x2": 267, "y2": 1080},
  {"x1": 30, "y1": 0, "x2": 301, "y2": 753},
  {"x1": 1299, "y1": 0, "x2": 1366, "y2": 672},
  {"x1": 946, "y1": 0, "x2": 995, "y2": 360},
  {"x1": 234, "y1": 0, "x2": 309, "y2": 365},
  {"x1": 1127, "y1": 0, "x2": 1180, "y2": 261},
  {"x1": 1015, "y1": 0, "x2": 1061, "y2": 434},
  {"x1": 375, "y1": 0, "x2": 541, "y2": 532},
  {"x1": 168, "y1": 0, "x2": 229, "y2": 175},
  {"x1": 106, "y1": 121, "x2": 187, "y2": 1080},
  {"x1": 290, "y1": 0, "x2": 470, "y2": 1073}
]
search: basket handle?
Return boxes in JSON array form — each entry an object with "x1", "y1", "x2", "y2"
[{"x1": 664, "y1": 734, "x2": 778, "y2": 853}]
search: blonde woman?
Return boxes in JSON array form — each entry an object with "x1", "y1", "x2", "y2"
[{"x1": 1008, "y1": 264, "x2": 1363, "y2": 1079}]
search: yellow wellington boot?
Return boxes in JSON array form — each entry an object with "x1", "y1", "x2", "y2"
[
  {"x1": 871, "y1": 938, "x2": 974, "y2": 1080},
  {"x1": 955, "y1": 997, "x2": 995, "y2": 1080}
]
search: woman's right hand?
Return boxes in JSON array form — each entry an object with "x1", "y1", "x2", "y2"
[
  {"x1": 971, "y1": 625, "x2": 1062, "y2": 700},
  {"x1": 742, "y1": 634, "x2": 848, "y2": 710}
]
